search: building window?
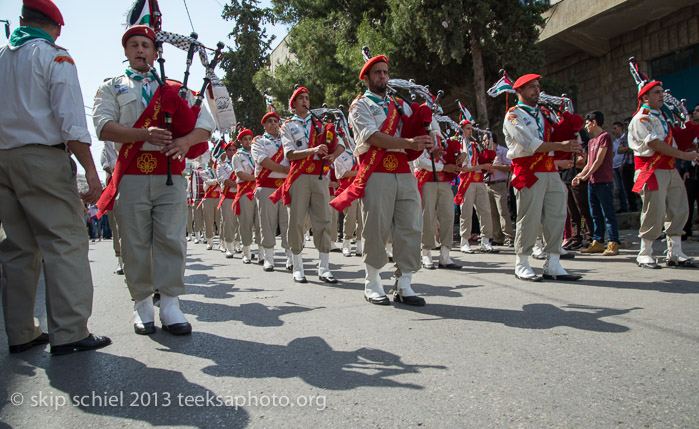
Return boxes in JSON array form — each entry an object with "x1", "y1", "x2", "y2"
[{"x1": 650, "y1": 43, "x2": 699, "y2": 78}]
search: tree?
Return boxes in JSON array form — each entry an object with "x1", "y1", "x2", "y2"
[
  {"x1": 220, "y1": 0, "x2": 276, "y2": 135},
  {"x1": 260, "y1": 0, "x2": 550, "y2": 128}
]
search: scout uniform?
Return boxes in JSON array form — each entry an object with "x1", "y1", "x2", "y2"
[
  {"x1": 628, "y1": 81, "x2": 698, "y2": 268},
  {"x1": 454, "y1": 134, "x2": 496, "y2": 254},
  {"x1": 232, "y1": 129, "x2": 261, "y2": 264},
  {"x1": 502, "y1": 74, "x2": 578, "y2": 281},
  {"x1": 93, "y1": 25, "x2": 216, "y2": 335},
  {"x1": 201, "y1": 159, "x2": 221, "y2": 250},
  {"x1": 252, "y1": 114, "x2": 292, "y2": 271},
  {"x1": 273, "y1": 87, "x2": 340, "y2": 283},
  {"x1": 216, "y1": 143, "x2": 240, "y2": 258},
  {"x1": 333, "y1": 148, "x2": 363, "y2": 257},
  {"x1": 414, "y1": 118, "x2": 460, "y2": 269},
  {"x1": 0, "y1": 0, "x2": 110, "y2": 353}
]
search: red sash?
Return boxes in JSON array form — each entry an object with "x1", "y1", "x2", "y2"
[
  {"x1": 232, "y1": 180, "x2": 256, "y2": 215},
  {"x1": 335, "y1": 164, "x2": 359, "y2": 196},
  {"x1": 122, "y1": 151, "x2": 185, "y2": 176},
  {"x1": 97, "y1": 85, "x2": 196, "y2": 218},
  {"x1": 632, "y1": 130, "x2": 675, "y2": 193},
  {"x1": 329, "y1": 101, "x2": 401, "y2": 212},
  {"x1": 216, "y1": 171, "x2": 237, "y2": 210},
  {"x1": 269, "y1": 120, "x2": 336, "y2": 205},
  {"x1": 453, "y1": 172, "x2": 484, "y2": 205},
  {"x1": 196, "y1": 182, "x2": 221, "y2": 209},
  {"x1": 509, "y1": 153, "x2": 557, "y2": 190},
  {"x1": 255, "y1": 140, "x2": 286, "y2": 190}
]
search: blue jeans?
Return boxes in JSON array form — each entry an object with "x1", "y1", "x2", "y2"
[
  {"x1": 613, "y1": 167, "x2": 628, "y2": 211},
  {"x1": 588, "y1": 182, "x2": 619, "y2": 243}
]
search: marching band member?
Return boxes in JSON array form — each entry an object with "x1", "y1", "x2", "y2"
[
  {"x1": 271, "y1": 87, "x2": 343, "y2": 283},
  {"x1": 415, "y1": 117, "x2": 462, "y2": 269},
  {"x1": 454, "y1": 120, "x2": 497, "y2": 255},
  {"x1": 201, "y1": 153, "x2": 221, "y2": 250},
  {"x1": 253, "y1": 111, "x2": 292, "y2": 271},
  {"x1": 502, "y1": 74, "x2": 581, "y2": 281},
  {"x1": 628, "y1": 81, "x2": 699, "y2": 268},
  {"x1": 190, "y1": 158, "x2": 208, "y2": 244},
  {"x1": 333, "y1": 142, "x2": 363, "y2": 257},
  {"x1": 93, "y1": 25, "x2": 215, "y2": 335},
  {"x1": 332, "y1": 55, "x2": 433, "y2": 305},
  {"x1": 232, "y1": 129, "x2": 260, "y2": 264},
  {"x1": 217, "y1": 140, "x2": 240, "y2": 258}
]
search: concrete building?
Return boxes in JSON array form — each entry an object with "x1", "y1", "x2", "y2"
[{"x1": 537, "y1": 0, "x2": 699, "y2": 124}]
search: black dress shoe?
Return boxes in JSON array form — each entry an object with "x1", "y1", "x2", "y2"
[
  {"x1": 294, "y1": 276, "x2": 308, "y2": 283},
  {"x1": 515, "y1": 274, "x2": 542, "y2": 282},
  {"x1": 392, "y1": 292, "x2": 426, "y2": 306},
  {"x1": 638, "y1": 262, "x2": 661, "y2": 269},
  {"x1": 134, "y1": 322, "x2": 156, "y2": 335},
  {"x1": 438, "y1": 263, "x2": 462, "y2": 270},
  {"x1": 542, "y1": 273, "x2": 582, "y2": 281},
  {"x1": 9, "y1": 332, "x2": 50, "y2": 354},
  {"x1": 560, "y1": 253, "x2": 576, "y2": 260},
  {"x1": 319, "y1": 275, "x2": 338, "y2": 284},
  {"x1": 286, "y1": 264, "x2": 293, "y2": 272},
  {"x1": 667, "y1": 259, "x2": 699, "y2": 268},
  {"x1": 162, "y1": 322, "x2": 192, "y2": 335},
  {"x1": 153, "y1": 293, "x2": 161, "y2": 307},
  {"x1": 116, "y1": 267, "x2": 124, "y2": 275},
  {"x1": 50, "y1": 334, "x2": 111, "y2": 356},
  {"x1": 364, "y1": 294, "x2": 391, "y2": 305}
]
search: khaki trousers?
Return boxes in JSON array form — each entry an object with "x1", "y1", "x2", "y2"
[
  {"x1": 487, "y1": 181, "x2": 514, "y2": 243},
  {"x1": 193, "y1": 199, "x2": 204, "y2": 235},
  {"x1": 459, "y1": 182, "x2": 493, "y2": 246},
  {"x1": 514, "y1": 172, "x2": 566, "y2": 255},
  {"x1": 421, "y1": 181, "x2": 455, "y2": 250},
  {"x1": 186, "y1": 204, "x2": 193, "y2": 235},
  {"x1": 220, "y1": 197, "x2": 240, "y2": 243},
  {"x1": 287, "y1": 174, "x2": 332, "y2": 254},
  {"x1": 330, "y1": 196, "x2": 339, "y2": 242},
  {"x1": 0, "y1": 145, "x2": 92, "y2": 346},
  {"x1": 107, "y1": 209, "x2": 121, "y2": 257},
  {"x1": 639, "y1": 168, "x2": 688, "y2": 239},
  {"x1": 343, "y1": 199, "x2": 363, "y2": 240},
  {"x1": 237, "y1": 192, "x2": 260, "y2": 247},
  {"x1": 256, "y1": 187, "x2": 289, "y2": 249},
  {"x1": 114, "y1": 174, "x2": 187, "y2": 302},
  {"x1": 203, "y1": 198, "x2": 218, "y2": 241},
  {"x1": 362, "y1": 172, "x2": 422, "y2": 272}
]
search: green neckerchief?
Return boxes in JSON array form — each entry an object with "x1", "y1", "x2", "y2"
[
  {"x1": 293, "y1": 114, "x2": 311, "y2": 140},
  {"x1": 239, "y1": 147, "x2": 254, "y2": 169},
  {"x1": 8, "y1": 26, "x2": 54, "y2": 48},
  {"x1": 124, "y1": 67, "x2": 155, "y2": 108},
  {"x1": 365, "y1": 90, "x2": 389, "y2": 115},
  {"x1": 642, "y1": 104, "x2": 669, "y2": 136},
  {"x1": 264, "y1": 132, "x2": 282, "y2": 148},
  {"x1": 517, "y1": 101, "x2": 544, "y2": 140}
]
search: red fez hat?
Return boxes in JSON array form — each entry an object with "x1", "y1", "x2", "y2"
[
  {"x1": 513, "y1": 73, "x2": 542, "y2": 90},
  {"x1": 122, "y1": 25, "x2": 157, "y2": 48},
  {"x1": 459, "y1": 119, "x2": 471, "y2": 127},
  {"x1": 260, "y1": 111, "x2": 281, "y2": 126},
  {"x1": 359, "y1": 55, "x2": 389, "y2": 80},
  {"x1": 288, "y1": 86, "x2": 309, "y2": 109},
  {"x1": 638, "y1": 81, "x2": 662, "y2": 100},
  {"x1": 237, "y1": 129, "x2": 253, "y2": 142},
  {"x1": 23, "y1": 0, "x2": 64, "y2": 26}
]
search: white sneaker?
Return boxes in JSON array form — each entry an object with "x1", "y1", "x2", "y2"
[
  {"x1": 480, "y1": 238, "x2": 495, "y2": 253},
  {"x1": 206, "y1": 243, "x2": 213, "y2": 250},
  {"x1": 193, "y1": 237, "x2": 200, "y2": 244}
]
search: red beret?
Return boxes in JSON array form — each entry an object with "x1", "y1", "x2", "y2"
[
  {"x1": 23, "y1": 0, "x2": 64, "y2": 26},
  {"x1": 459, "y1": 120, "x2": 471, "y2": 127},
  {"x1": 638, "y1": 81, "x2": 662, "y2": 100},
  {"x1": 360, "y1": 55, "x2": 389, "y2": 80},
  {"x1": 288, "y1": 86, "x2": 309, "y2": 109},
  {"x1": 260, "y1": 111, "x2": 281, "y2": 125},
  {"x1": 513, "y1": 73, "x2": 542, "y2": 90},
  {"x1": 237, "y1": 129, "x2": 253, "y2": 142},
  {"x1": 223, "y1": 140, "x2": 235, "y2": 150},
  {"x1": 122, "y1": 25, "x2": 157, "y2": 48}
]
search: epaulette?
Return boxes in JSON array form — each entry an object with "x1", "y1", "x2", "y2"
[
  {"x1": 507, "y1": 106, "x2": 518, "y2": 112},
  {"x1": 641, "y1": 108, "x2": 650, "y2": 115}
]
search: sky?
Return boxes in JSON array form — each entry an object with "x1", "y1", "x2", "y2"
[{"x1": 0, "y1": 0, "x2": 289, "y2": 181}]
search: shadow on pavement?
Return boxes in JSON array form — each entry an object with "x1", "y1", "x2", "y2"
[
  {"x1": 181, "y1": 300, "x2": 323, "y2": 327},
  {"x1": 11, "y1": 352, "x2": 249, "y2": 428},
  {"x1": 394, "y1": 302, "x2": 640, "y2": 332},
  {"x1": 152, "y1": 334, "x2": 445, "y2": 390},
  {"x1": 576, "y1": 278, "x2": 699, "y2": 294}
]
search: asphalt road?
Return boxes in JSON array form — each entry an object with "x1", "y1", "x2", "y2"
[{"x1": 1, "y1": 230, "x2": 698, "y2": 428}]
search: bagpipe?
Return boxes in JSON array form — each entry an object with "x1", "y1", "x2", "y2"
[{"x1": 629, "y1": 57, "x2": 689, "y2": 128}]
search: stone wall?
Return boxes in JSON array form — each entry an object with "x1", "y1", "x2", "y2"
[{"x1": 543, "y1": 5, "x2": 699, "y2": 125}]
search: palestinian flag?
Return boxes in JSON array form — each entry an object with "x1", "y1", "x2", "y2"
[
  {"x1": 126, "y1": 0, "x2": 162, "y2": 31},
  {"x1": 211, "y1": 138, "x2": 225, "y2": 160},
  {"x1": 487, "y1": 75, "x2": 515, "y2": 98}
]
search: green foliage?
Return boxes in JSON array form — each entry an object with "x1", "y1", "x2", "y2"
[
  {"x1": 220, "y1": 0, "x2": 276, "y2": 134},
  {"x1": 259, "y1": 0, "x2": 551, "y2": 126}
]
